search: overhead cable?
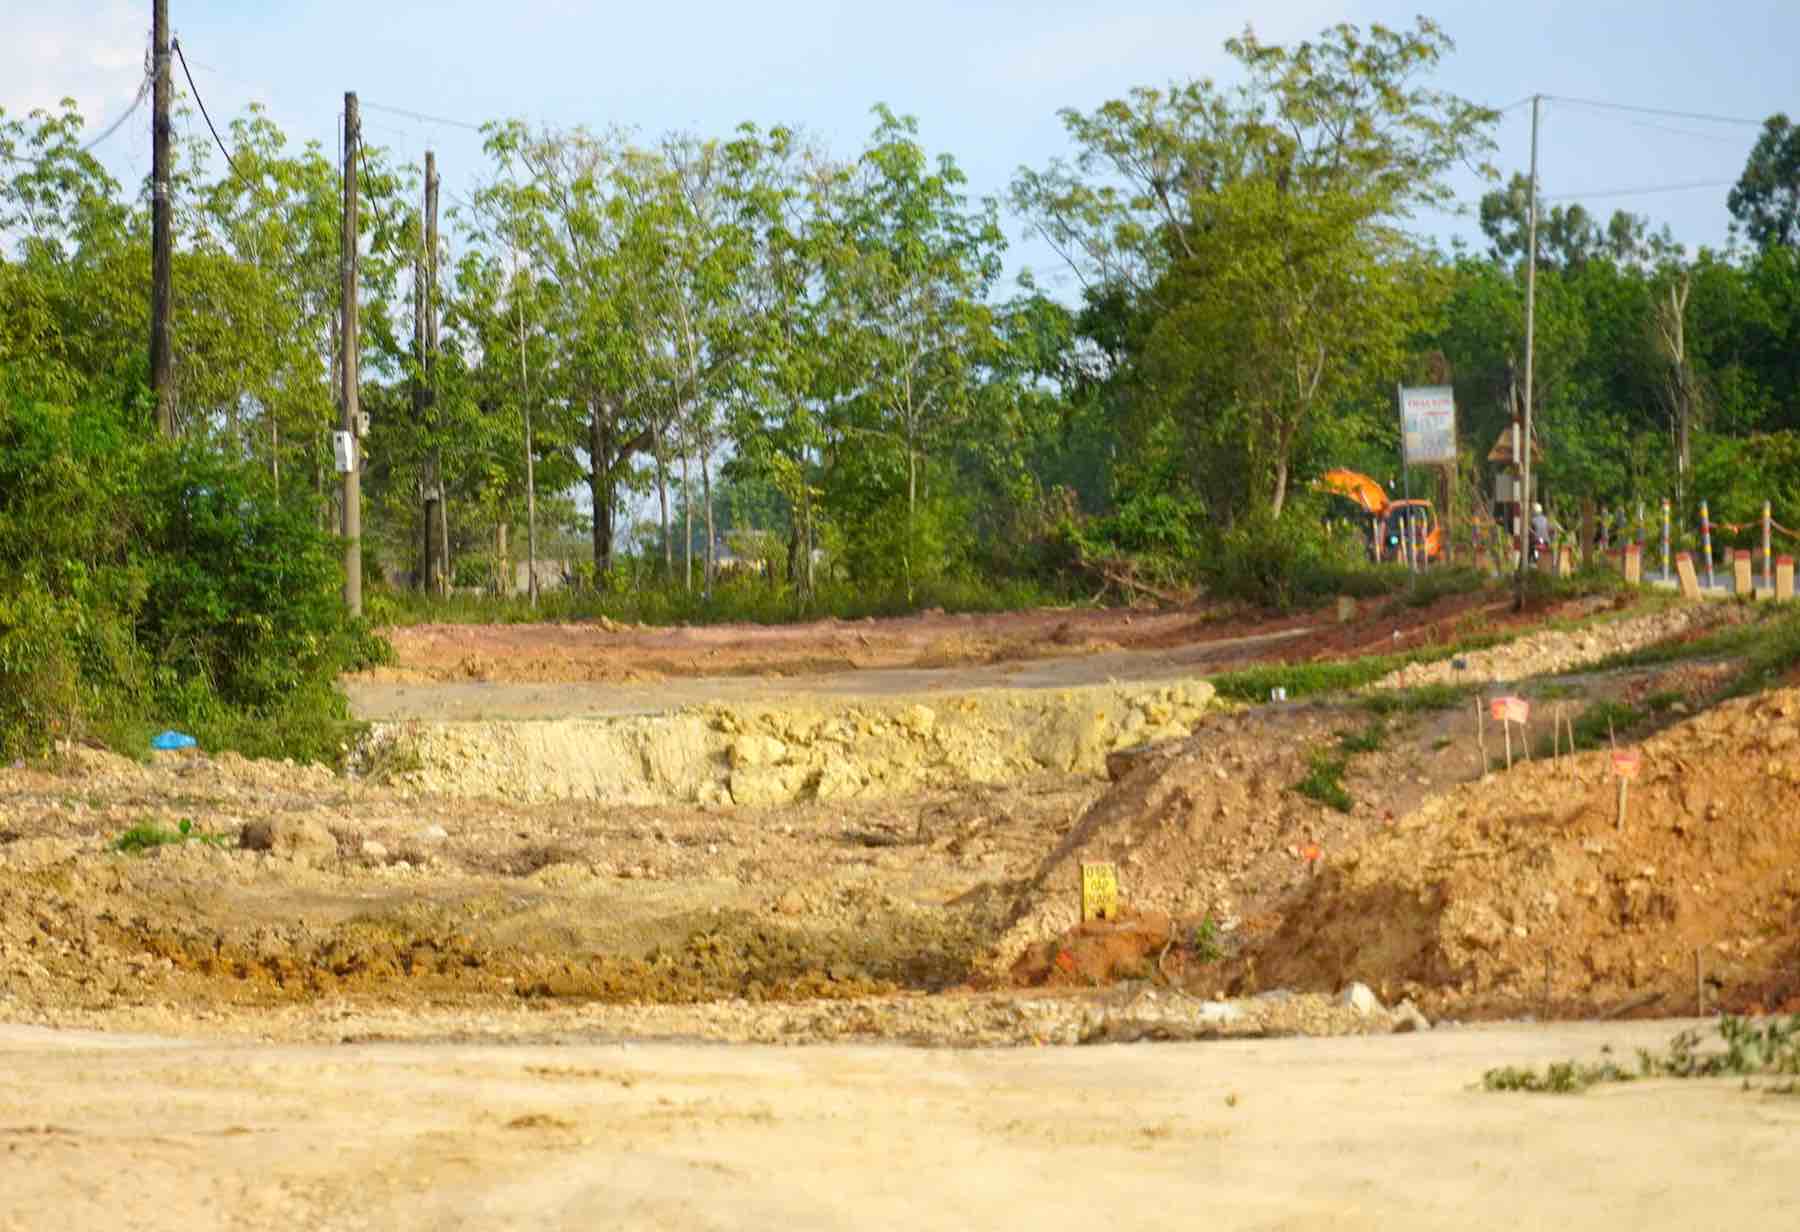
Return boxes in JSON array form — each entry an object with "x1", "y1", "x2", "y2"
[
  {"x1": 1544, "y1": 95, "x2": 1767, "y2": 128},
  {"x1": 172, "y1": 38, "x2": 250, "y2": 183},
  {"x1": 79, "y1": 71, "x2": 152, "y2": 153},
  {"x1": 363, "y1": 101, "x2": 485, "y2": 133}
]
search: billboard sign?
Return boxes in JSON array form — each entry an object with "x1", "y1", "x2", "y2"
[{"x1": 1399, "y1": 385, "x2": 1457, "y2": 466}]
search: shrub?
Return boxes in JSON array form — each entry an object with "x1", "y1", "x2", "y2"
[{"x1": 0, "y1": 394, "x2": 386, "y2": 763}]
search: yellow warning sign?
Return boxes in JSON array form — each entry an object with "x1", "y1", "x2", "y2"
[{"x1": 1080, "y1": 862, "x2": 1119, "y2": 923}]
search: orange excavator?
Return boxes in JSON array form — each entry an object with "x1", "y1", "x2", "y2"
[{"x1": 1316, "y1": 469, "x2": 1443, "y2": 563}]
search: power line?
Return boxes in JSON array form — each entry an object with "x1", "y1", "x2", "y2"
[
  {"x1": 1541, "y1": 178, "x2": 1734, "y2": 203},
  {"x1": 80, "y1": 71, "x2": 152, "y2": 153},
  {"x1": 1544, "y1": 94, "x2": 1767, "y2": 129},
  {"x1": 363, "y1": 101, "x2": 485, "y2": 133},
  {"x1": 172, "y1": 38, "x2": 250, "y2": 183}
]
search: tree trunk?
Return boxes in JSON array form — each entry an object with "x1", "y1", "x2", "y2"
[
  {"x1": 654, "y1": 416, "x2": 671, "y2": 581},
  {"x1": 496, "y1": 522, "x2": 509, "y2": 596},
  {"x1": 682, "y1": 450, "x2": 693, "y2": 592},
  {"x1": 590, "y1": 401, "x2": 612, "y2": 580},
  {"x1": 1271, "y1": 457, "x2": 1290, "y2": 519},
  {"x1": 702, "y1": 448, "x2": 715, "y2": 596}
]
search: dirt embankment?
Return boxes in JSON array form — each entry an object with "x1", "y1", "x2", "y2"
[
  {"x1": 357, "y1": 680, "x2": 1217, "y2": 808},
  {"x1": 1374, "y1": 601, "x2": 1739, "y2": 689},
  {"x1": 362, "y1": 607, "x2": 1213, "y2": 686},
  {"x1": 1243, "y1": 688, "x2": 1800, "y2": 1019}
]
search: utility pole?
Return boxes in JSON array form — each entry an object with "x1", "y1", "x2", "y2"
[
  {"x1": 513, "y1": 221, "x2": 540, "y2": 608},
  {"x1": 341, "y1": 92, "x2": 362, "y2": 618},
  {"x1": 149, "y1": 0, "x2": 175, "y2": 436},
  {"x1": 424, "y1": 151, "x2": 448, "y2": 596},
  {"x1": 1515, "y1": 94, "x2": 1541, "y2": 612}
]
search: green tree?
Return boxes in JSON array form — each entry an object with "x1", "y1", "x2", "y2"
[{"x1": 1729, "y1": 114, "x2": 1800, "y2": 250}]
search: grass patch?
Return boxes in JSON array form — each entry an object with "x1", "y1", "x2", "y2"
[
  {"x1": 1357, "y1": 683, "x2": 1474, "y2": 716},
  {"x1": 1483, "y1": 1053, "x2": 1637, "y2": 1094},
  {"x1": 1338, "y1": 720, "x2": 1387, "y2": 754},
  {"x1": 1484, "y1": 1016, "x2": 1800, "y2": 1095},
  {"x1": 1401, "y1": 566, "x2": 1490, "y2": 608},
  {"x1": 1642, "y1": 689, "x2": 1685, "y2": 714},
  {"x1": 1293, "y1": 749, "x2": 1354, "y2": 812},
  {"x1": 1568, "y1": 700, "x2": 1647, "y2": 749},
  {"x1": 112, "y1": 817, "x2": 231, "y2": 854}
]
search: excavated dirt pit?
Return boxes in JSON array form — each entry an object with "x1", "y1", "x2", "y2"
[{"x1": 0, "y1": 591, "x2": 1784, "y2": 1049}]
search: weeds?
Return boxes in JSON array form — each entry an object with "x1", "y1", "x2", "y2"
[
  {"x1": 112, "y1": 817, "x2": 230, "y2": 854},
  {"x1": 1190, "y1": 916, "x2": 1225, "y2": 963},
  {"x1": 1357, "y1": 683, "x2": 1473, "y2": 716},
  {"x1": 1294, "y1": 749, "x2": 1353, "y2": 812},
  {"x1": 1338, "y1": 721, "x2": 1387, "y2": 755},
  {"x1": 1483, "y1": 1015, "x2": 1800, "y2": 1095},
  {"x1": 1483, "y1": 1053, "x2": 1638, "y2": 1093}
]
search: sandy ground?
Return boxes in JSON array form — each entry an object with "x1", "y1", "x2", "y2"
[
  {"x1": 5, "y1": 590, "x2": 1789, "y2": 1227},
  {"x1": 2, "y1": 1019, "x2": 1793, "y2": 1231}
]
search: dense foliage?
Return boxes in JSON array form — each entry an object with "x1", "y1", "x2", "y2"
[
  {"x1": 0, "y1": 395, "x2": 385, "y2": 761},
  {"x1": 4, "y1": 16, "x2": 1800, "y2": 760}
]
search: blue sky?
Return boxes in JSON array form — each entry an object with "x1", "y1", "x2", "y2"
[{"x1": 6, "y1": 0, "x2": 1795, "y2": 294}]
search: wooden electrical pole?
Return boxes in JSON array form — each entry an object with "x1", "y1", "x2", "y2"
[
  {"x1": 341, "y1": 92, "x2": 362, "y2": 618},
  {"x1": 424, "y1": 150, "x2": 448, "y2": 597},
  {"x1": 511, "y1": 219, "x2": 540, "y2": 607},
  {"x1": 149, "y1": 0, "x2": 175, "y2": 436},
  {"x1": 1514, "y1": 94, "x2": 1541, "y2": 612},
  {"x1": 410, "y1": 164, "x2": 428, "y2": 590}
]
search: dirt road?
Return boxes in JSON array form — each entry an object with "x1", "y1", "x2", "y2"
[
  {"x1": 346, "y1": 625, "x2": 1312, "y2": 721},
  {"x1": 2, "y1": 1019, "x2": 1791, "y2": 1231}
]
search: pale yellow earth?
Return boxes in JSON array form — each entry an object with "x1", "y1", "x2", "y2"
[{"x1": 2, "y1": 1019, "x2": 1792, "y2": 1231}]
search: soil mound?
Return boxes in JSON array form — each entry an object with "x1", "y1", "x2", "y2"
[
  {"x1": 1245, "y1": 688, "x2": 1800, "y2": 1018},
  {"x1": 985, "y1": 705, "x2": 1376, "y2": 973}
]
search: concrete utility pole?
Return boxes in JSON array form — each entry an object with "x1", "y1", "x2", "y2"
[
  {"x1": 1515, "y1": 94, "x2": 1541, "y2": 612},
  {"x1": 149, "y1": 0, "x2": 175, "y2": 436},
  {"x1": 341, "y1": 92, "x2": 362, "y2": 618}
]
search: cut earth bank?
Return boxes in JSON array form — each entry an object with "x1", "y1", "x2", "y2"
[{"x1": 1, "y1": 589, "x2": 1784, "y2": 1048}]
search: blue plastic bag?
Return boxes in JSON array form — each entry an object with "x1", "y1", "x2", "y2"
[{"x1": 150, "y1": 730, "x2": 197, "y2": 751}]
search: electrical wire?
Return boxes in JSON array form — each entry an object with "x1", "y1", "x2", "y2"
[
  {"x1": 1540, "y1": 179, "x2": 1734, "y2": 202},
  {"x1": 363, "y1": 101, "x2": 485, "y2": 133},
  {"x1": 1544, "y1": 94, "x2": 1766, "y2": 128},
  {"x1": 172, "y1": 38, "x2": 250, "y2": 183},
  {"x1": 79, "y1": 71, "x2": 152, "y2": 153}
]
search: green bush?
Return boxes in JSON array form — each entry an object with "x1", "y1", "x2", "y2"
[
  {"x1": 1201, "y1": 508, "x2": 1391, "y2": 610},
  {"x1": 0, "y1": 394, "x2": 386, "y2": 763}
]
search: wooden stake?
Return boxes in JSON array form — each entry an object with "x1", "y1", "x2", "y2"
[
  {"x1": 1504, "y1": 720, "x2": 1513, "y2": 770},
  {"x1": 1615, "y1": 775, "x2": 1629, "y2": 829},
  {"x1": 1565, "y1": 712, "x2": 1577, "y2": 779},
  {"x1": 1476, "y1": 698, "x2": 1487, "y2": 776},
  {"x1": 1553, "y1": 704, "x2": 1562, "y2": 763}
]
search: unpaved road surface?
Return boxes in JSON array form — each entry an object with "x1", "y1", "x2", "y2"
[
  {"x1": 2, "y1": 1019, "x2": 1793, "y2": 1231},
  {"x1": 347, "y1": 625, "x2": 1310, "y2": 721}
]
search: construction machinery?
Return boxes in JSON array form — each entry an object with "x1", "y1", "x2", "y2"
[{"x1": 1316, "y1": 469, "x2": 1443, "y2": 564}]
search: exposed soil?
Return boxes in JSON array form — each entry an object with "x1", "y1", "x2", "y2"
[
  {"x1": 5, "y1": 585, "x2": 1796, "y2": 1223},
  {"x1": 7, "y1": 1020, "x2": 1794, "y2": 1232}
]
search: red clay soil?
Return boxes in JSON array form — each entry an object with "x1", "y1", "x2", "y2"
[
  {"x1": 362, "y1": 586, "x2": 1598, "y2": 687},
  {"x1": 1241, "y1": 688, "x2": 1800, "y2": 1020}
]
